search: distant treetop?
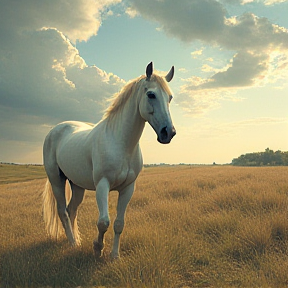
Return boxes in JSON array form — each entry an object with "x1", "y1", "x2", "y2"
[{"x1": 232, "y1": 148, "x2": 288, "y2": 166}]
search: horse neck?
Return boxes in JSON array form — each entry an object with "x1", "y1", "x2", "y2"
[{"x1": 106, "y1": 89, "x2": 145, "y2": 153}]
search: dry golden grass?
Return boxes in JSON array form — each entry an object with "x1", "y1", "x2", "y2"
[{"x1": 1, "y1": 165, "x2": 288, "y2": 287}]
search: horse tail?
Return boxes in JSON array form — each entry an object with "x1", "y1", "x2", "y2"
[
  {"x1": 72, "y1": 212, "x2": 81, "y2": 246},
  {"x1": 42, "y1": 179, "x2": 64, "y2": 240}
]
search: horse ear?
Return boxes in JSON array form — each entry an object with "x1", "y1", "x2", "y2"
[
  {"x1": 146, "y1": 62, "x2": 153, "y2": 80},
  {"x1": 165, "y1": 66, "x2": 174, "y2": 82}
]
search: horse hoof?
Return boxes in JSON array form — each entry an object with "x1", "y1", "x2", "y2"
[
  {"x1": 110, "y1": 253, "x2": 120, "y2": 260},
  {"x1": 93, "y1": 240, "x2": 103, "y2": 258}
]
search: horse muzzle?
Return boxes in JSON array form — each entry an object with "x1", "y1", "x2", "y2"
[{"x1": 157, "y1": 126, "x2": 176, "y2": 144}]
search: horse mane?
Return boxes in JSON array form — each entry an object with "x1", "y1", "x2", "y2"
[{"x1": 103, "y1": 74, "x2": 172, "y2": 119}]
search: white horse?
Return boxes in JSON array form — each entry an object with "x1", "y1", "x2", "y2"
[{"x1": 42, "y1": 62, "x2": 176, "y2": 258}]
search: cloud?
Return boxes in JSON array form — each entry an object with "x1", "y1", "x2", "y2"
[
  {"x1": 0, "y1": 0, "x2": 125, "y2": 163},
  {"x1": 126, "y1": 0, "x2": 288, "y2": 116},
  {"x1": 177, "y1": 50, "x2": 274, "y2": 115},
  {"x1": 262, "y1": 0, "x2": 288, "y2": 5},
  {"x1": 178, "y1": 68, "x2": 189, "y2": 73},
  {"x1": 126, "y1": 0, "x2": 226, "y2": 42},
  {"x1": 0, "y1": 0, "x2": 121, "y2": 42},
  {"x1": 218, "y1": 13, "x2": 288, "y2": 51},
  {"x1": 0, "y1": 28, "x2": 124, "y2": 122},
  {"x1": 125, "y1": 6, "x2": 139, "y2": 18},
  {"x1": 200, "y1": 51, "x2": 269, "y2": 88},
  {"x1": 127, "y1": 0, "x2": 286, "y2": 49},
  {"x1": 191, "y1": 49, "x2": 204, "y2": 58},
  {"x1": 201, "y1": 64, "x2": 217, "y2": 73},
  {"x1": 0, "y1": 27, "x2": 124, "y2": 162},
  {"x1": 219, "y1": 0, "x2": 288, "y2": 5}
]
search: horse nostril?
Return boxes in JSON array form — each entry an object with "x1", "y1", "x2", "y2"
[{"x1": 160, "y1": 126, "x2": 168, "y2": 140}]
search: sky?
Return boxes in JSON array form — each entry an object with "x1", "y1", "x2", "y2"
[{"x1": 0, "y1": 0, "x2": 288, "y2": 165}]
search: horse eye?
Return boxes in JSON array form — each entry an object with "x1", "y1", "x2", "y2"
[
  {"x1": 147, "y1": 92, "x2": 156, "y2": 99},
  {"x1": 169, "y1": 95, "x2": 173, "y2": 102}
]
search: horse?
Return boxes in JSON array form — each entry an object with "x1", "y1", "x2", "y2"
[{"x1": 42, "y1": 62, "x2": 176, "y2": 258}]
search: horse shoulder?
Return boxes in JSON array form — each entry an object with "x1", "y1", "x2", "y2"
[{"x1": 117, "y1": 146, "x2": 143, "y2": 190}]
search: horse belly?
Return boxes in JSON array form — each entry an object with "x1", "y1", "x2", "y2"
[
  {"x1": 56, "y1": 136, "x2": 95, "y2": 190},
  {"x1": 58, "y1": 155, "x2": 95, "y2": 190}
]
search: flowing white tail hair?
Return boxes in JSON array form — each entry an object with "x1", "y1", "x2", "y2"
[{"x1": 42, "y1": 179, "x2": 78, "y2": 242}]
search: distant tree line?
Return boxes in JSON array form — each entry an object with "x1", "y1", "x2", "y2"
[{"x1": 232, "y1": 148, "x2": 288, "y2": 166}]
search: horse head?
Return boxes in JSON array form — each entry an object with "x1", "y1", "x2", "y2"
[{"x1": 139, "y1": 62, "x2": 176, "y2": 144}]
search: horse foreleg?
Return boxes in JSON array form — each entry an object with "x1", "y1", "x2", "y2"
[
  {"x1": 94, "y1": 178, "x2": 110, "y2": 257},
  {"x1": 111, "y1": 182, "x2": 135, "y2": 259}
]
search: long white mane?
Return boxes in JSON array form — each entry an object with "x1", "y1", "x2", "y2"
[{"x1": 103, "y1": 74, "x2": 172, "y2": 119}]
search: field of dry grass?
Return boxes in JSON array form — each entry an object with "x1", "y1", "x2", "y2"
[{"x1": 1, "y1": 165, "x2": 288, "y2": 287}]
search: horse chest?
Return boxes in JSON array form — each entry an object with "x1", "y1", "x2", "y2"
[{"x1": 113, "y1": 168, "x2": 137, "y2": 191}]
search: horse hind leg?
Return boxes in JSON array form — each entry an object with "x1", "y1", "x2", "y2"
[
  {"x1": 67, "y1": 182, "x2": 85, "y2": 246},
  {"x1": 50, "y1": 178, "x2": 76, "y2": 246}
]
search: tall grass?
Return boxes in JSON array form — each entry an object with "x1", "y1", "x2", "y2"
[{"x1": 1, "y1": 166, "x2": 288, "y2": 287}]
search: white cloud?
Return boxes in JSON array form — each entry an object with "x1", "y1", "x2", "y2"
[
  {"x1": 0, "y1": 0, "x2": 125, "y2": 163},
  {"x1": 263, "y1": 0, "x2": 288, "y2": 5},
  {"x1": 191, "y1": 49, "x2": 204, "y2": 58},
  {"x1": 201, "y1": 64, "x2": 217, "y2": 72},
  {"x1": 178, "y1": 68, "x2": 189, "y2": 73},
  {"x1": 125, "y1": 7, "x2": 139, "y2": 18}
]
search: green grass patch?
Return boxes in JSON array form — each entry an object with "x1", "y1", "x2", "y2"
[{"x1": 0, "y1": 163, "x2": 46, "y2": 184}]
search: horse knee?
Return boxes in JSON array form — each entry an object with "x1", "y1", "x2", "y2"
[
  {"x1": 98, "y1": 217, "x2": 110, "y2": 232},
  {"x1": 114, "y1": 219, "x2": 124, "y2": 235}
]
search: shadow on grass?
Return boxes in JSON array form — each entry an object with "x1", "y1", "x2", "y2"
[{"x1": 0, "y1": 240, "x2": 102, "y2": 287}]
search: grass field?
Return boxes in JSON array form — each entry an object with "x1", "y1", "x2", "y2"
[
  {"x1": 1, "y1": 165, "x2": 288, "y2": 287},
  {"x1": 0, "y1": 163, "x2": 46, "y2": 184}
]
